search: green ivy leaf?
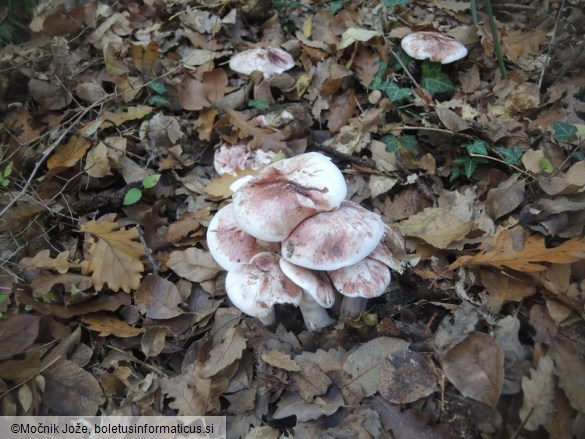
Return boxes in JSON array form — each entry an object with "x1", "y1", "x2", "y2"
[
  {"x1": 454, "y1": 156, "x2": 489, "y2": 178},
  {"x1": 248, "y1": 99, "x2": 270, "y2": 110},
  {"x1": 147, "y1": 81, "x2": 167, "y2": 95},
  {"x1": 147, "y1": 95, "x2": 170, "y2": 106},
  {"x1": 383, "y1": 82, "x2": 413, "y2": 102},
  {"x1": 382, "y1": 0, "x2": 410, "y2": 7},
  {"x1": 142, "y1": 174, "x2": 161, "y2": 189},
  {"x1": 465, "y1": 139, "x2": 488, "y2": 155},
  {"x1": 123, "y1": 187, "x2": 143, "y2": 205},
  {"x1": 369, "y1": 61, "x2": 388, "y2": 91},
  {"x1": 552, "y1": 121, "x2": 577, "y2": 142},
  {"x1": 494, "y1": 146, "x2": 523, "y2": 165},
  {"x1": 421, "y1": 61, "x2": 454, "y2": 96},
  {"x1": 329, "y1": 0, "x2": 350, "y2": 14},
  {"x1": 382, "y1": 134, "x2": 418, "y2": 154},
  {"x1": 540, "y1": 158, "x2": 553, "y2": 173}
]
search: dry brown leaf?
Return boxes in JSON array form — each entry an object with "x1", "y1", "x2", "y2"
[
  {"x1": 31, "y1": 272, "x2": 92, "y2": 298},
  {"x1": 80, "y1": 220, "x2": 144, "y2": 292},
  {"x1": 396, "y1": 190, "x2": 474, "y2": 248},
  {"x1": 273, "y1": 387, "x2": 344, "y2": 422},
  {"x1": 442, "y1": 332, "x2": 504, "y2": 408},
  {"x1": 378, "y1": 349, "x2": 438, "y2": 404},
  {"x1": 47, "y1": 135, "x2": 91, "y2": 171},
  {"x1": 0, "y1": 314, "x2": 41, "y2": 356},
  {"x1": 450, "y1": 229, "x2": 585, "y2": 272},
  {"x1": 135, "y1": 274, "x2": 183, "y2": 320},
  {"x1": 480, "y1": 269, "x2": 537, "y2": 313},
  {"x1": 343, "y1": 337, "x2": 409, "y2": 397},
  {"x1": 290, "y1": 362, "x2": 332, "y2": 401},
  {"x1": 131, "y1": 41, "x2": 159, "y2": 75},
  {"x1": 167, "y1": 247, "x2": 222, "y2": 283},
  {"x1": 42, "y1": 359, "x2": 105, "y2": 415},
  {"x1": 83, "y1": 313, "x2": 145, "y2": 337},
  {"x1": 200, "y1": 326, "x2": 246, "y2": 378},
  {"x1": 159, "y1": 363, "x2": 213, "y2": 415},
  {"x1": 141, "y1": 327, "x2": 167, "y2": 358},
  {"x1": 85, "y1": 142, "x2": 111, "y2": 177},
  {"x1": 202, "y1": 68, "x2": 228, "y2": 103},
  {"x1": 261, "y1": 350, "x2": 302, "y2": 371},
  {"x1": 518, "y1": 355, "x2": 555, "y2": 431},
  {"x1": 20, "y1": 249, "x2": 80, "y2": 274},
  {"x1": 550, "y1": 338, "x2": 585, "y2": 413},
  {"x1": 486, "y1": 173, "x2": 525, "y2": 220}
]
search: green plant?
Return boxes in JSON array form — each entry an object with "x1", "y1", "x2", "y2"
[
  {"x1": 420, "y1": 61, "x2": 455, "y2": 96},
  {"x1": 0, "y1": 162, "x2": 12, "y2": 187},
  {"x1": 450, "y1": 139, "x2": 524, "y2": 181},
  {"x1": 368, "y1": 61, "x2": 413, "y2": 102},
  {"x1": 146, "y1": 81, "x2": 169, "y2": 106},
  {"x1": 248, "y1": 98, "x2": 269, "y2": 110},
  {"x1": 123, "y1": 174, "x2": 161, "y2": 206},
  {"x1": 0, "y1": 0, "x2": 38, "y2": 45}
]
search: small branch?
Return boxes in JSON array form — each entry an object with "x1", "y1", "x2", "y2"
[
  {"x1": 538, "y1": 0, "x2": 565, "y2": 90},
  {"x1": 136, "y1": 224, "x2": 159, "y2": 275},
  {"x1": 310, "y1": 140, "x2": 378, "y2": 170}
]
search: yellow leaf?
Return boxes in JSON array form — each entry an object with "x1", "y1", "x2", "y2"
[
  {"x1": 303, "y1": 18, "x2": 312, "y2": 38},
  {"x1": 80, "y1": 220, "x2": 144, "y2": 292},
  {"x1": 261, "y1": 350, "x2": 302, "y2": 371},
  {"x1": 20, "y1": 249, "x2": 81, "y2": 274},
  {"x1": 47, "y1": 135, "x2": 91, "y2": 171},
  {"x1": 83, "y1": 313, "x2": 144, "y2": 337},
  {"x1": 450, "y1": 229, "x2": 585, "y2": 272}
]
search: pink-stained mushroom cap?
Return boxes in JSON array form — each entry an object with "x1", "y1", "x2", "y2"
[
  {"x1": 207, "y1": 204, "x2": 279, "y2": 271},
  {"x1": 328, "y1": 257, "x2": 391, "y2": 299},
  {"x1": 229, "y1": 48, "x2": 295, "y2": 79},
  {"x1": 279, "y1": 259, "x2": 336, "y2": 330},
  {"x1": 401, "y1": 31, "x2": 468, "y2": 64},
  {"x1": 226, "y1": 252, "x2": 302, "y2": 325},
  {"x1": 232, "y1": 152, "x2": 347, "y2": 242},
  {"x1": 281, "y1": 200, "x2": 385, "y2": 270},
  {"x1": 214, "y1": 140, "x2": 277, "y2": 176}
]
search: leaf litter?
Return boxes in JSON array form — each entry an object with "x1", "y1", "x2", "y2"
[{"x1": 0, "y1": 0, "x2": 585, "y2": 437}]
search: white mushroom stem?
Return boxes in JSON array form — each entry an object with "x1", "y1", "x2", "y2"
[
  {"x1": 299, "y1": 292, "x2": 335, "y2": 331},
  {"x1": 339, "y1": 297, "x2": 368, "y2": 319}
]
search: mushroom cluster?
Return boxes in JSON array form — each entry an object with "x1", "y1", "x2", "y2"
[{"x1": 207, "y1": 152, "x2": 393, "y2": 330}]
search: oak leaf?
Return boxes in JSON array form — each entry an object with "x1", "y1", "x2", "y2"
[
  {"x1": 80, "y1": 220, "x2": 144, "y2": 292},
  {"x1": 200, "y1": 326, "x2": 246, "y2": 378},
  {"x1": 518, "y1": 355, "x2": 555, "y2": 431},
  {"x1": 450, "y1": 229, "x2": 585, "y2": 272}
]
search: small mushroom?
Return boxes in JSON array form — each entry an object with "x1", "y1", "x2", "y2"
[
  {"x1": 279, "y1": 259, "x2": 336, "y2": 330},
  {"x1": 229, "y1": 48, "x2": 295, "y2": 104},
  {"x1": 225, "y1": 252, "x2": 302, "y2": 325},
  {"x1": 213, "y1": 139, "x2": 277, "y2": 176},
  {"x1": 281, "y1": 200, "x2": 385, "y2": 270},
  {"x1": 400, "y1": 31, "x2": 468, "y2": 64},
  {"x1": 232, "y1": 152, "x2": 347, "y2": 242},
  {"x1": 207, "y1": 204, "x2": 279, "y2": 270}
]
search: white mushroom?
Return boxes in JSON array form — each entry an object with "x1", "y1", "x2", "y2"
[
  {"x1": 232, "y1": 152, "x2": 347, "y2": 242},
  {"x1": 225, "y1": 252, "x2": 302, "y2": 325},
  {"x1": 206, "y1": 204, "x2": 279, "y2": 270},
  {"x1": 279, "y1": 259, "x2": 336, "y2": 330},
  {"x1": 213, "y1": 139, "x2": 277, "y2": 176},
  {"x1": 401, "y1": 32, "x2": 468, "y2": 64},
  {"x1": 229, "y1": 48, "x2": 295, "y2": 79},
  {"x1": 281, "y1": 200, "x2": 385, "y2": 270}
]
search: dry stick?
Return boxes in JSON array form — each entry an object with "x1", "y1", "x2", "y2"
[
  {"x1": 537, "y1": 0, "x2": 566, "y2": 90},
  {"x1": 0, "y1": 107, "x2": 92, "y2": 219}
]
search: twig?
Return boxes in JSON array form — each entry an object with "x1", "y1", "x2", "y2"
[
  {"x1": 538, "y1": 0, "x2": 565, "y2": 90},
  {"x1": 136, "y1": 224, "x2": 159, "y2": 275},
  {"x1": 310, "y1": 140, "x2": 377, "y2": 170},
  {"x1": 0, "y1": 107, "x2": 91, "y2": 219},
  {"x1": 485, "y1": 0, "x2": 507, "y2": 79}
]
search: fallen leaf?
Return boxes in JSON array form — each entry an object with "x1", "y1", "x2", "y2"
[
  {"x1": 343, "y1": 337, "x2": 409, "y2": 397},
  {"x1": 160, "y1": 363, "x2": 213, "y2": 415},
  {"x1": 486, "y1": 173, "x2": 525, "y2": 220},
  {"x1": 83, "y1": 313, "x2": 145, "y2": 337},
  {"x1": 290, "y1": 362, "x2": 332, "y2": 401},
  {"x1": 47, "y1": 135, "x2": 91, "y2": 171},
  {"x1": 19, "y1": 250, "x2": 80, "y2": 274},
  {"x1": 135, "y1": 274, "x2": 183, "y2": 319},
  {"x1": 167, "y1": 247, "x2": 222, "y2": 283},
  {"x1": 43, "y1": 359, "x2": 105, "y2": 415},
  {"x1": 0, "y1": 314, "x2": 41, "y2": 356},
  {"x1": 518, "y1": 355, "x2": 555, "y2": 431},
  {"x1": 450, "y1": 229, "x2": 585, "y2": 272},
  {"x1": 261, "y1": 350, "x2": 302, "y2": 371},
  {"x1": 480, "y1": 269, "x2": 536, "y2": 313},
  {"x1": 80, "y1": 220, "x2": 145, "y2": 292},
  {"x1": 273, "y1": 387, "x2": 344, "y2": 422},
  {"x1": 550, "y1": 338, "x2": 585, "y2": 413},
  {"x1": 200, "y1": 326, "x2": 246, "y2": 378},
  {"x1": 442, "y1": 332, "x2": 504, "y2": 408}
]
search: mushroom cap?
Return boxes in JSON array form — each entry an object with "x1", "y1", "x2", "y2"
[
  {"x1": 401, "y1": 31, "x2": 468, "y2": 64},
  {"x1": 279, "y1": 259, "x2": 336, "y2": 308},
  {"x1": 207, "y1": 204, "x2": 279, "y2": 271},
  {"x1": 214, "y1": 140, "x2": 277, "y2": 176},
  {"x1": 328, "y1": 257, "x2": 391, "y2": 299},
  {"x1": 229, "y1": 48, "x2": 295, "y2": 79},
  {"x1": 281, "y1": 200, "x2": 385, "y2": 270},
  {"x1": 232, "y1": 152, "x2": 347, "y2": 242},
  {"x1": 226, "y1": 252, "x2": 302, "y2": 323}
]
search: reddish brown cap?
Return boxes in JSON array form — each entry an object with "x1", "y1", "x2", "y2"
[
  {"x1": 328, "y1": 257, "x2": 391, "y2": 299},
  {"x1": 401, "y1": 32, "x2": 468, "y2": 64}
]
